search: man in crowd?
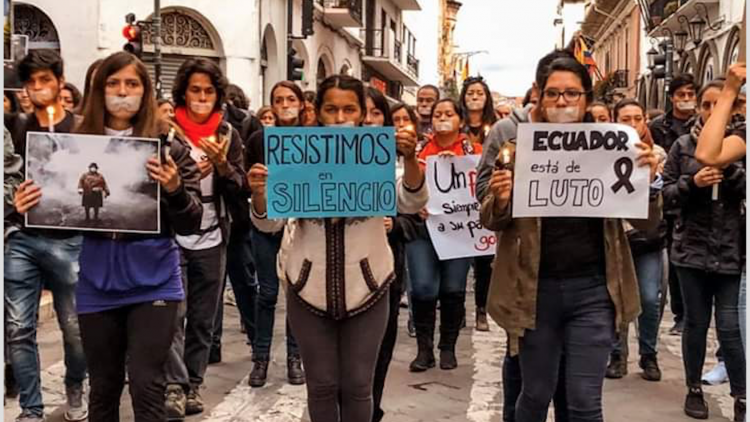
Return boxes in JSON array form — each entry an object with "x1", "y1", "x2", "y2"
[
  {"x1": 5, "y1": 49, "x2": 88, "y2": 422},
  {"x1": 649, "y1": 73, "x2": 698, "y2": 337},
  {"x1": 416, "y1": 84, "x2": 440, "y2": 138}
]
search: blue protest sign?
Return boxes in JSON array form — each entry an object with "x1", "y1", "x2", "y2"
[{"x1": 264, "y1": 126, "x2": 398, "y2": 218}]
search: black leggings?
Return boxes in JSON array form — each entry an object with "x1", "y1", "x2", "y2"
[
  {"x1": 474, "y1": 255, "x2": 493, "y2": 308},
  {"x1": 372, "y1": 281, "x2": 403, "y2": 422},
  {"x1": 79, "y1": 301, "x2": 178, "y2": 422},
  {"x1": 287, "y1": 290, "x2": 389, "y2": 422}
]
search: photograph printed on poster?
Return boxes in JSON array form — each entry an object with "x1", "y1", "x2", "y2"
[{"x1": 24, "y1": 132, "x2": 161, "y2": 233}]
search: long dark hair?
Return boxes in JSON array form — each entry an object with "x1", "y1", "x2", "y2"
[
  {"x1": 390, "y1": 102, "x2": 420, "y2": 133},
  {"x1": 77, "y1": 52, "x2": 159, "y2": 138},
  {"x1": 315, "y1": 75, "x2": 367, "y2": 123},
  {"x1": 459, "y1": 76, "x2": 496, "y2": 127},
  {"x1": 4, "y1": 90, "x2": 19, "y2": 113},
  {"x1": 172, "y1": 58, "x2": 228, "y2": 112},
  {"x1": 366, "y1": 87, "x2": 394, "y2": 126},
  {"x1": 80, "y1": 58, "x2": 104, "y2": 113},
  {"x1": 270, "y1": 81, "x2": 305, "y2": 124}
]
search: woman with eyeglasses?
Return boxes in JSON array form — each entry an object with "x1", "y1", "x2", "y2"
[
  {"x1": 459, "y1": 76, "x2": 497, "y2": 332},
  {"x1": 480, "y1": 57, "x2": 660, "y2": 421}
]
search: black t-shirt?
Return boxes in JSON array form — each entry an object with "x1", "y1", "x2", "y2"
[
  {"x1": 7, "y1": 110, "x2": 77, "y2": 162},
  {"x1": 5, "y1": 110, "x2": 78, "y2": 238},
  {"x1": 539, "y1": 217, "x2": 606, "y2": 279}
]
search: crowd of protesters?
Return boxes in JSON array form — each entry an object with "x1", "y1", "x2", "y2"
[{"x1": 2, "y1": 44, "x2": 746, "y2": 422}]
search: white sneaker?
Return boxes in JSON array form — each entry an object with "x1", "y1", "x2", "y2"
[
  {"x1": 702, "y1": 361, "x2": 729, "y2": 386},
  {"x1": 64, "y1": 383, "x2": 88, "y2": 422}
]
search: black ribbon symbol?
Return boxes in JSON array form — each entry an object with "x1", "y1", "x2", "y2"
[{"x1": 611, "y1": 157, "x2": 635, "y2": 194}]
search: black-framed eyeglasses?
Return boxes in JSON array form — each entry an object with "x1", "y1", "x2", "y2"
[{"x1": 542, "y1": 89, "x2": 587, "y2": 103}]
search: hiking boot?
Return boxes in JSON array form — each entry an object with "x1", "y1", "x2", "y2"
[
  {"x1": 64, "y1": 383, "x2": 88, "y2": 422},
  {"x1": 185, "y1": 388, "x2": 204, "y2": 416},
  {"x1": 15, "y1": 411, "x2": 45, "y2": 422},
  {"x1": 702, "y1": 361, "x2": 729, "y2": 386},
  {"x1": 208, "y1": 346, "x2": 222, "y2": 365},
  {"x1": 639, "y1": 354, "x2": 662, "y2": 382},
  {"x1": 475, "y1": 307, "x2": 489, "y2": 332},
  {"x1": 439, "y1": 349, "x2": 458, "y2": 370},
  {"x1": 735, "y1": 396, "x2": 746, "y2": 422},
  {"x1": 684, "y1": 387, "x2": 709, "y2": 419},
  {"x1": 165, "y1": 384, "x2": 186, "y2": 421},
  {"x1": 605, "y1": 353, "x2": 627, "y2": 379},
  {"x1": 287, "y1": 355, "x2": 305, "y2": 385},
  {"x1": 249, "y1": 358, "x2": 269, "y2": 388},
  {"x1": 670, "y1": 320, "x2": 684, "y2": 336}
]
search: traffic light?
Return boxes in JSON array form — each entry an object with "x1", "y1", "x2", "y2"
[
  {"x1": 287, "y1": 48, "x2": 305, "y2": 81},
  {"x1": 652, "y1": 52, "x2": 667, "y2": 79},
  {"x1": 302, "y1": 0, "x2": 315, "y2": 37},
  {"x1": 123, "y1": 14, "x2": 143, "y2": 58}
]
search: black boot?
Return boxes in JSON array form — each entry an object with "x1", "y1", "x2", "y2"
[
  {"x1": 409, "y1": 299, "x2": 437, "y2": 372},
  {"x1": 438, "y1": 292, "x2": 465, "y2": 370}
]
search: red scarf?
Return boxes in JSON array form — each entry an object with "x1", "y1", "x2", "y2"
[{"x1": 174, "y1": 107, "x2": 223, "y2": 147}]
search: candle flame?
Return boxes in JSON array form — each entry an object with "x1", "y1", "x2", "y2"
[
  {"x1": 208, "y1": 135, "x2": 217, "y2": 143},
  {"x1": 502, "y1": 148, "x2": 511, "y2": 164},
  {"x1": 406, "y1": 124, "x2": 414, "y2": 132},
  {"x1": 46, "y1": 106, "x2": 55, "y2": 115}
]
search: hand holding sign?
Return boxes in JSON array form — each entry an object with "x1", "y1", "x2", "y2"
[
  {"x1": 14, "y1": 180, "x2": 42, "y2": 215},
  {"x1": 513, "y1": 123, "x2": 651, "y2": 219}
]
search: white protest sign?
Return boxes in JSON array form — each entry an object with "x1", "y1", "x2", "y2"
[
  {"x1": 425, "y1": 154, "x2": 497, "y2": 260},
  {"x1": 512, "y1": 123, "x2": 650, "y2": 219}
]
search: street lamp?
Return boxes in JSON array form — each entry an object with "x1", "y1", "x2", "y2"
[
  {"x1": 674, "y1": 15, "x2": 690, "y2": 53},
  {"x1": 647, "y1": 46, "x2": 658, "y2": 70},
  {"x1": 689, "y1": 2, "x2": 722, "y2": 46}
]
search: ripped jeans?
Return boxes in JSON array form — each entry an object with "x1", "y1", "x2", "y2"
[{"x1": 4, "y1": 231, "x2": 87, "y2": 416}]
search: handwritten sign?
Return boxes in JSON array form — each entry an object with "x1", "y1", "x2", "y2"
[
  {"x1": 512, "y1": 123, "x2": 650, "y2": 219},
  {"x1": 265, "y1": 126, "x2": 397, "y2": 218},
  {"x1": 425, "y1": 155, "x2": 497, "y2": 260}
]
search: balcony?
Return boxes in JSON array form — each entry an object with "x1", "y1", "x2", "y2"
[
  {"x1": 646, "y1": 0, "x2": 719, "y2": 38},
  {"x1": 390, "y1": 0, "x2": 421, "y2": 11},
  {"x1": 361, "y1": 28, "x2": 419, "y2": 86},
  {"x1": 613, "y1": 69, "x2": 629, "y2": 89},
  {"x1": 318, "y1": 0, "x2": 363, "y2": 28}
]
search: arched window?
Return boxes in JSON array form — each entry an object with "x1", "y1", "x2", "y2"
[{"x1": 13, "y1": 4, "x2": 60, "y2": 51}]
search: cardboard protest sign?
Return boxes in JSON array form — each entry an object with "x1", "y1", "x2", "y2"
[
  {"x1": 512, "y1": 123, "x2": 650, "y2": 219},
  {"x1": 265, "y1": 126, "x2": 397, "y2": 219},
  {"x1": 25, "y1": 132, "x2": 161, "y2": 233},
  {"x1": 425, "y1": 154, "x2": 497, "y2": 260}
]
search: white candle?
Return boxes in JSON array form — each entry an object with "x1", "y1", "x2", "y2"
[
  {"x1": 46, "y1": 106, "x2": 55, "y2": 133},
  {"x1": 712, "y1": 184, "x2": 719, "y2": 201}
]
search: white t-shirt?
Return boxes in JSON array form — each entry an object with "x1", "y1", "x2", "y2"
[{"x1": 175, "y1": 143, "x2": 223, "y2": 250}]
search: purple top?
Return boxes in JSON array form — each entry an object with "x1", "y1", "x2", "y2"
[{"x1": 76, "y1": 236, "x2": 184, "y2": 314}]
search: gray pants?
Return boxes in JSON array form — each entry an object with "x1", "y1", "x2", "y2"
[
  {"x1": 164, "y1": 244, "x2": 227, "y2": 389},
  {"x1": 287, "y1": 290, "x2": 389, "y2": 422}
]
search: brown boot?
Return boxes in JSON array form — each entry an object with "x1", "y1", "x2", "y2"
[{"x1": 475, "y1": 307, "x2": 489, "y2": 332}]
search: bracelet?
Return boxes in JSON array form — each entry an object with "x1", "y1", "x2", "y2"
[{"x1": 404, "y1": 176, "x2": 426, "y2": 193}]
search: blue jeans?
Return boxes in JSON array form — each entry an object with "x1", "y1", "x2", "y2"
[
  {"x1": 740, "y1": 269, "x2": 746, "y2": 352},
  {"x1": 4, "y1": 231, "x2": 87, "y2": 415},
  {"x1": 677, "y1": 266, "x2": 745, "y2": 396},
  {"x1": 613, "y1": 250, "x2": 663, "y2": 357},
  {"x1": 516, "y1": 275, "x2": 614, "y2": 422},
  {"x1": 250, "y1": 226, "x2": 299, "y2": 359},
  {"x1": 405, "y1": 238, "x2": 471, "y2": 300}
]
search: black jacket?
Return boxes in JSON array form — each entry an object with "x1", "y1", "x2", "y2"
[
  {"x1": 649, "y1": 110, "x2": 692, "y2": 153},
  {"x1": 663, "y1": 133, "x2": 746, "y2": 275}
]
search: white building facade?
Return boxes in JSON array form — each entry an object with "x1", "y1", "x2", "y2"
[{"x1": 11, "y1": 0, "x2": 421, "y2": 109}]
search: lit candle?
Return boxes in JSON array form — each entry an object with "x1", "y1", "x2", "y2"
[
  {"x1": 46, "y1": 106, "x2": 55, "y2": 133},
  {"x1": 502, "y1": 147, "x2": 511, "y2": 165},
  {"x1": 712, "y1": 184, "x2": 719, "y2": 201},
  {"x1": 483, "y1": 125, "x2": 490, "y2": 137},
  {"x1": 405, "y1": 124, "x2": 414, "y2": 133},
  {"x1": 208, "y1": 135, "x2": 217, "y2": 143}
]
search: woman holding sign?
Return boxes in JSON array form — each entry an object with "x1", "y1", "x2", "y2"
[
  {"x1": 407, "y1": 98, "x2": 483, "y2": 373},
  {"x1": 480, "y1": 57, "x2": 660, "y2": 422},
  {"x1": 248, "y1": 75, "x2": 427, "y2": 422},
  {"x1": 14, "y1": 51, "x2": 204, "y2": 421},
  {"x1": 664, "y1": 77, "x2": 746, "y2": 421}
]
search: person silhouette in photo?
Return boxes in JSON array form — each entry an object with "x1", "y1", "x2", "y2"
[{"x1": 78, "y1": 162, "x2": 110, "y2": 222}]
